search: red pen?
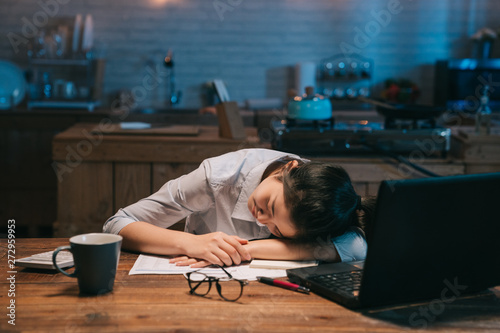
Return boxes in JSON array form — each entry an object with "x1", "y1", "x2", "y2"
[{"x1": 257, "y1": 276, "x2": 310, "y2": 293}]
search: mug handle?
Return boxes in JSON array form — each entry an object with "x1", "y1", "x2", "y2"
[{"x1": 52, "y1": 246, "x2": 76, "y2": 277}]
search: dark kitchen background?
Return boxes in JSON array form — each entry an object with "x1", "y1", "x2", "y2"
[{"x1": 1, "y1": 0, "x2": 499, "y2": 108}]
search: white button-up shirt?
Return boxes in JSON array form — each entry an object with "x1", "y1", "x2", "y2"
[{"x1": 103, "y1": 148, "x2": 367, "y2": 261}]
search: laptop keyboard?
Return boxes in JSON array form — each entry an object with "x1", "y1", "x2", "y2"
[{"x1": 310, "y1": 270, "x2": 363, "y2": 297}]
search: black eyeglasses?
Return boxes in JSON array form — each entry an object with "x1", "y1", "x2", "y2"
[{"x1": 186, "y1": 265, "x2": 248, "y2": 302}]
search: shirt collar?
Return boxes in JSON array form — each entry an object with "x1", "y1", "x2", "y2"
[{"x1": 231, "y1": 161, "x2": 268, "y2": 222}]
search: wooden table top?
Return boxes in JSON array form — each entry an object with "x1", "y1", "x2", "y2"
[
  {"x1": 2, "y1": 238, "x2": 500, "y2": 332},
  {"x1": 52, "y1": 123, "x2": 270, "y2": 163},
  {"x1": 53, "y1": 123, "x2": 263, "y2": 144}
]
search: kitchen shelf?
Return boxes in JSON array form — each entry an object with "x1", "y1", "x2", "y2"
[
  {"x1": 27, "y1": 58, "x2": 105, "y2": 111},
  {"x1": 29, "y1": 58, "x2": 92, "y2": 66},
  {"x1": 27, "y1": 100, "x2": 101, "y2": 111},
  {"x1": 317, "y1": 76, "x2": 372, "y2": 83},
  {"x1": 316, "y1": 53, "x2": 374, "y2": 102}
]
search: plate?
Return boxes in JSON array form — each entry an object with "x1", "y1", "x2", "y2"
[{"x1": 0, "y1": 60, "x2": 26, "y2": 110}]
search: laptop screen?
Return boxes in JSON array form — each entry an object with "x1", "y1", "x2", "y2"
[{"x1": 359, "y1": 173, "x2": 500, "y2": 307}]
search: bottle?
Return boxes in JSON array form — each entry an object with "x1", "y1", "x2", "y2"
[
  {"x1": 42, "y1": 72, "x2": 52, "y2": 100},
  {"x1": 475, "y1": 85, "x2": 491, "y2": 135}
]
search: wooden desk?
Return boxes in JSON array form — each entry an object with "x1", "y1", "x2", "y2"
[{"x1": 2, "y1": 239, "x2": 500, "y2": 332}]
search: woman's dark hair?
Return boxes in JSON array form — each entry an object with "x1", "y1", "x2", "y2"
[{"x1": 263, "y1": 157, "x2": 375, "y2": 243}]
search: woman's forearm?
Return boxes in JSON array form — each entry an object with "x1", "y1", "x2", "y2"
[
  {"x1": 245, "y1": 238, "x2": 341, "y2": 262},
  {"x1": 119, "y1": 221, "x2": 194, "y2": 255},
  {"x1": 119, "y1": 221, "x2": 251, "y2": 266}
]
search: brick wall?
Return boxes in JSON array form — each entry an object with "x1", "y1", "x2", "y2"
[{"x1": 1, "y1": 0, "x2": 499, "y2": 109}]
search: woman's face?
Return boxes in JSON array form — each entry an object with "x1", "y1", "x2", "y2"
[{"x1": 248, "y1": 174, "x2": 298, "y2": 239}]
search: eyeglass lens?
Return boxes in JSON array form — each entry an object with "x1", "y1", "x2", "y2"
[
  {"x1": 188, "y1": 272, "x2": 212, "y2": 296},
  {"x1": 188, "y1": 272, "x2": 245, "y2": 301},
  {"x1": 216, "y1": 279, "x2": 244, "y2": 301}
]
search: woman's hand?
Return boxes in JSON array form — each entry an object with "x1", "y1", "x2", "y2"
[
  {"x1": 170, "y1": 256, "x2": 211, "y2": 268},
  {"x1": 182, "y1": 232, "x2": 252, "y2": 267}
]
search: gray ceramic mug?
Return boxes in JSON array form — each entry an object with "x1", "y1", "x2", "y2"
[{"x1": 52, "y1": 233, "x2": 122, "y2": 295}]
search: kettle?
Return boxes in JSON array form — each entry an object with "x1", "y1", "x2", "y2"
[{"x1": 287, "y1": 87, "x2": 332, "y2": 120}]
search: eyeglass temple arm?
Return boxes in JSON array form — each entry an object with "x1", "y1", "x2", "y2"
[{"x1": 217, "y1": 265, "x2": 235, "y2": 279}]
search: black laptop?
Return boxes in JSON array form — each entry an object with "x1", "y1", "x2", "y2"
[{"x1": 287, "y1": 173, "x2": 500, "y2": 309}]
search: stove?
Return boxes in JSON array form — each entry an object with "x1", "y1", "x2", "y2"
[{"x1": 271, "y1": 118, "x2": 451, "y2": 157}]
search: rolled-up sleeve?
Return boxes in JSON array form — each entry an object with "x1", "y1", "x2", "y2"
[{"x1": 103, "y1": 161, "x2": 213, "y2": 235}]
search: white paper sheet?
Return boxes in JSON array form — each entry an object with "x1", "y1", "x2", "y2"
[
  {"x1": 129, "y1": 254, "x2": 288, "y2": 281},
  {"x1": 249, "y1": 259, "x2": 318, "y2": 270}
]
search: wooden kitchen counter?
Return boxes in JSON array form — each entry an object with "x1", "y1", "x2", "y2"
[
  {"x1": 53, "y1": 122, "x2": 266, "y2": 163},
  {"x1": 6, "y1": 109, "x2": 488, "y2": 238},
  {"x1": 52, "y1": 124, "x2": 269, "y2": 236},
  {"x1": 451, "y1": 126, "x2": 500, "y2": 173},
  {"x1": 2, "y1": 238, "x2": 500, "y2": 332},
  {"x1": 52, "y1": 123, "x2": 470, "y2": 237}
]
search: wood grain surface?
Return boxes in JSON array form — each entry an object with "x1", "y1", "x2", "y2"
[
  {"x1": 94, "y1": 124, "x2": 201, "y2": 136},
  {"x1": 1, "y1": 239, "x2": 500, "y2": 332}
]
